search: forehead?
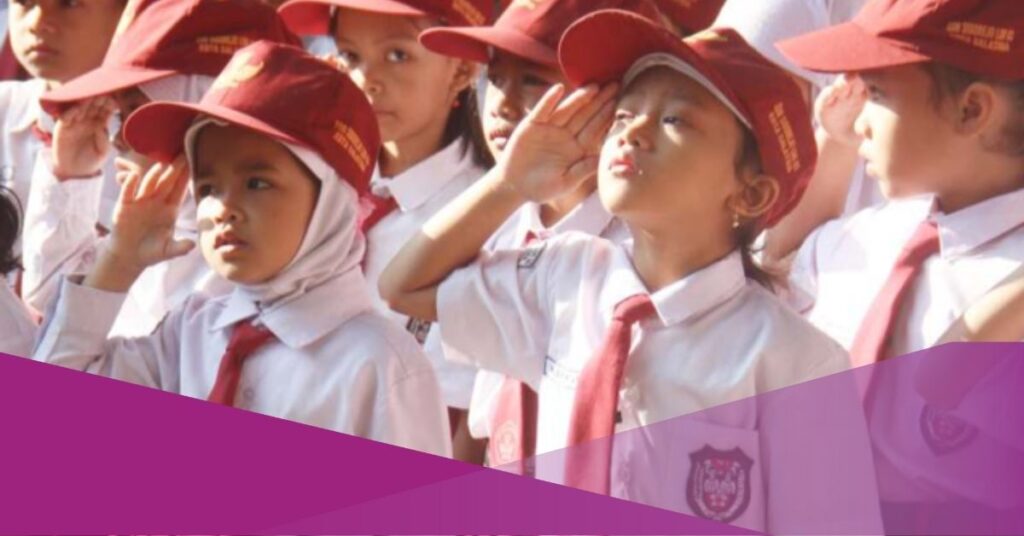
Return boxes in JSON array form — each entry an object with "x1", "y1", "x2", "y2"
[
  {"x1": 619, "y1": 66, "x2": 721, "y2": 109},
  {"x1": 194, "y1": 125, "x2": 292, "y2": 164},
  {"x1": 334, "y1": 9, "x2": 432, "y2": 42}
]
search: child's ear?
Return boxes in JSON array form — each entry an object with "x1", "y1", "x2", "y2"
[
  {"x1": 956, "y1": 82, "x2": 999, "y2": 137},
  {"x1": 449, "y1": 59, "x2": 480, "y2": 98},
  {"x1": 730, "y1": 173, "x2": 780, "y2": 220}
]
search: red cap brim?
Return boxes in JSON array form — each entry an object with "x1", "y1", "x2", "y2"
[
  {"x1": 124, "y1": 101, "x2": 306, "y2": 164},
  {"x1": 279, "y1": 0, "x2": 427, "y2": 35},
  {"x1": 776, "y1": 20, "x2": 931, "y2": 74},
  {"x1": 40, "y1": 66, "x2": 176, "y2": 117},
  {"x1": 420, "y1": 26, "x2": 557, "y2": 66},
  {"x1": 560, "y1": 10, "x2": 709, "y2": 87}
]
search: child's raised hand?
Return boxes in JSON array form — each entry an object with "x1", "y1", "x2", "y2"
[
  {"x1": 106, "y1": 156, "x2": 194, "y2": 275},
  {"x1": 52, "y1": 96, "x2": 117, "y2": 180},
  {"x1": 497, "y1": 82, "x2": 618, "y2": 204},
  {"x1": 815, "y1": 75, "x2": 867, "y2": 148}
]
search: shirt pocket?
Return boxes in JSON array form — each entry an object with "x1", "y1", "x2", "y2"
[{"x1": 612, "y1": 418, "x2": 766, "y2": 532}]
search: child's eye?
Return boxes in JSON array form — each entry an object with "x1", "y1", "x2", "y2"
[
  {"x1": 614, "y1": 110, "x2": 634, "y2": 122},
  {"x1": 60, "y1": 0, "x2": 82, "y2": 8},
  {"x1": 867, "y1": 85, "x2": 885, "y2": 102},
  {"x1": 247, "y1": 177, "x2": 272, "y2": 190},
  {"x1": 386, "y1": 49, "x2": 409, "y2": 63},
  {"x1": 662, "y1": 115, "x2": 685, "y2": 127},
  {"x1": 523, "y1": 74, "x2": 550, "y2": 88},
  {"x1": 194, "y1": 183, "x2": 214, "y2": 199},
  {"x1": 336, "y1": 50, "x2": 358, "y2": 67}
]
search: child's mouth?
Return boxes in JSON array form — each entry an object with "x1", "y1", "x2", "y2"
[
  {"x1": 609, "y1": 153, "x2": 640, "y2": 177},
  {"x1": 213, "y1": 231, "x2": 248, "y2": 251}
]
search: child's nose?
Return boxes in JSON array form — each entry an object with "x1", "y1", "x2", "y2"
[
  {"x1": 491, "y1": 88, "x2": 523, "y2": 122},
  {"x1": 24, "y1": 4, "x2": 57, "y2": 34},
  {"x1": 620, "y1": 115, "x2": 652, "y2": 150},
  {"x1": 211, "y1": 192, "x2": 242, "y2": 224},
  {"x1": 853, "y1": 108, "x2": 871, "y2": 141}
]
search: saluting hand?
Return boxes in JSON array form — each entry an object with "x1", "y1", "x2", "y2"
[
  {"x1": 815, "y1": 75, "x2": 867, "y2": 148},
  {"x1": 497, "y1": 82, "x2": 618, "y2": 204},
  {"x1": 52, "y1": 97, "x2": 117, "y2": 180}
]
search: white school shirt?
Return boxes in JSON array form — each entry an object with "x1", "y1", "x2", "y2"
[
  {"x1": 361, "y1": 140, "x2": 485, "y2": 409},
  {"x1": 33, "y1": 269, "x2": 452, "y2": 456},
  {"x1": 467, "y1": 191, "x2": 631, "y2": 439},
  {"x1": 21, "y1": 150, "x2": 216, "y2": 335},
  {"x1": 437, "y1": 233, "x2": 882, "y2": 533},
  {"x1": 790, "y1": 188, "x2": 1024, "y2": 505},
  {"x1": 0, "y1": 79, "x2": 45, "y2": 212},
  {"x1": 0, "y1": 280, "x2": 36, "y2": 357}
]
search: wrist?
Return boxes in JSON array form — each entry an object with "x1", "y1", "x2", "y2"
[
  {"x1": 83, "y1": 246, "x2": 146, "y2": 293},
  {"x1": 51, "y1": 163, "x2": 102, "y2": 182}
]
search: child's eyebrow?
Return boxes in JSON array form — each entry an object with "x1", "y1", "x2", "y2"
[{"x1": 235, "y1": 160, "x2": 279, "y2": 174}]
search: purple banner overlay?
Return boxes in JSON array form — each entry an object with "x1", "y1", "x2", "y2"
[
  {"x1": 0, "y1": 352, "x2": 747, "y2": 535},
  {"x1": 2, "y1": 343, "x2": 1023, "y2": 534}
]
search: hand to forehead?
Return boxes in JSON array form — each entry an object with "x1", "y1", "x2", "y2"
[{"x1": 497, "y1": 82, "x2": 619, "y2": 204}]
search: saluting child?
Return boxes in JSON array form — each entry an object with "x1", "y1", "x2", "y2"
[
  {"x1": 779, "y1": 0, "x2": 1024, "y2": 529},
  {"x1": 419, "y1": 0, "x2": 717, "y2": 468},
  {"x1": 0, "y1": 185, "x2": 35, "y2": 357},
  {"x1": 21, "y1": 0, "x2": 298, "y2": 337},
  {"x1": 379, "y1": 9, "x2": 881, "y2": 533},
  {"x1": 32, "y1": 41, "x2": 451, "y2": 456},
  {"x1": 0, "y1": 0, "x2": 123, "y2": 260},
  {"x1": 277, "y1": 0, "x2": 492, "y2": 460}
]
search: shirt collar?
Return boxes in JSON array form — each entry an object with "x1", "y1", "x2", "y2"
[
  {"x1": 211, "y1": 269, "x2": 375, "y2": 349},
  {"x1": 932, "y1": 187, "x2": 1024, "y2": 259},
  {"x1": 601, "y1": 246, "x2": 748, "y2": 328},
  {"x1": 517, "y1": 191, "x2": 616, "y2": 244},
  {"x1": 10, "y1": 79, "x2": 47, "y2": 133},
  {"x1": 368, "y1": 140, "x2": 472, "y2": 212}
]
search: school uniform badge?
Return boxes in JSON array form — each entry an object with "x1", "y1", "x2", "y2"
[
  {"x1": 920, "y1": 404, "x2": 977, "y2": 456},
  {"x1": 405, "y1": 317, "x2": 433, "y2": 345},
  {"x1": 686, "y1": 445, "x2": 753, "y2": 523},
  {"x1": 517, "y1": 241, "x2": 546, "y2": 269}
]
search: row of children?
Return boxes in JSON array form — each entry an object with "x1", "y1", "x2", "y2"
[{"x1": 1, "y1": 0, "x2": 1022, "y2": 532}]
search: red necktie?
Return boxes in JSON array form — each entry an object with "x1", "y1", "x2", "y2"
[
  {"x1": 207, "y1": 320, "x2": 276, "y2": 407},
  {"x1": 357, "y1": 191, "x2": 398, "y2": 235},
  {"x1": 31, "y1": 121, "x2": 52, "y2": 147},
  {"x1": 564, "y1": 293, "x2": 655, "y2": 494},
  {"x1": 487, "y1": 230, "x2": 542, "y2": 472},
  {"x1": 850, "y1": 221, "x2": 940, "y2": 367}
]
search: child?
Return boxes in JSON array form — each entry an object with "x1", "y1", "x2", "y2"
[
  {"x1": 0, "y1": 0, "x2": 124, "y2": 254},
  {"x1": 778, "y1": 0, "x2": 1024, "y2": 529},
  {"x1": 21, "y1": 0, "x2": 299, "y2": 337},
  {"x1": 419, "y1": 0, "x2": 717, "y2": 468},
  {"x1": 379, "y1": 9, "x2": 881, "y2": 533},
  {"x1": 33, "y1": 41, "x2": 451, "y2": 456},
  {"x1": 277, "y1": 0, "x2": 492, "y2": 459},
  {"x1": 0, "y1": 185, "x2": 35, "y2": 357}
]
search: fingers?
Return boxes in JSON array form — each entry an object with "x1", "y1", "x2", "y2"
[
  {"x1": 576, "y1": 90, "x2": 617, "y2": 151},
  {"x1": 547, "y1": 84, "x2": 600, "y2": 128},
  {"x1": 116, "y1": 160, "x2": 143, "y2": 207},
  {"x1": 525, "y1": 83, "x2": 566, "y2": 125},
  {"x1": 565, "y1": 83, "x2": 618, "y2": 134},
  {"x1": 164, "y1": 156, "x2": 191, "y2": 205}
]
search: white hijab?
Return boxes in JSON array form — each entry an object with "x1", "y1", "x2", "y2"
[{"x1": 184, "y1": 118, "x2": 366, "y2": 309}]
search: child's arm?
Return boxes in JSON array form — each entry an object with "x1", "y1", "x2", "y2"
[
  {"x1": 763, "y1": 76, "x2": 866, "y2": 265},
  {"x1": 379, "y1": 83, "x2": 617, "y2": 321},
  {"x1": 915, "y1": 266, "x2": 1024, "y2": 410},
  {"x1": 21, "y1": 98, "x2": 118, "y2": 313},
  {"x1": 32, "y1": 158, "x2": 193, "y2": 389}
]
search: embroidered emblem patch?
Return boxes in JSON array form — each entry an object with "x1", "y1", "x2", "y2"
[
  {"x1": 687, "y1": 445, "x2": 753, "y2": 523},
  {"x1": 405, "y1": 317, "x2": 433, "y2": 345},
  {"x1": 517, "y1": 241, "x2": 546, "y2": 269},
  {"x1": 920, "y1": 404, "x2": 978, "y2": 456}
]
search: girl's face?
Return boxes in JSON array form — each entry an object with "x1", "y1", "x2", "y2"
[
  {"x1": 598, "y1": 67, "x2": 748, "y2": 235},
  {"x1": 482, "y1": 51, "x2": 564, "y2": 158},
  {"x1": 333, "y1": 9, "x2": 470, "y2": 148},
  {"x1": 8, "y1": 0, "x2": 122, "y2": 83},
  {"x1": 193, "y1": 125, "x2": 318, "y2": 284},
  {"x1": 853, "y1": 65, "x2": 961, "y2": 199}
]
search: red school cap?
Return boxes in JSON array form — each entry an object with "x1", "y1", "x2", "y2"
[
  {"x1": 560, "y1": 10, "x2": 818, "y2": 229},
  {"x1": 124, "y1": 41, "x2": 381, "y2": 195},
  {"x1": 41, "y1": 0, "x2": 300, "y2": 116}
]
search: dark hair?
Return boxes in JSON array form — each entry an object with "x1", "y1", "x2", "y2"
[
  {"x1": 923, "y1": 62, "x2": 1024, "y2": 158},
  {"x1": 329, "y1": 10, "x2": 494, "y2": 169},
  {"x1": 0, "y1": 186, "x2": 22, "y2": 276},
  {"x1": 732, "y1": 125, "x2": 780, "y2": 291}
]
